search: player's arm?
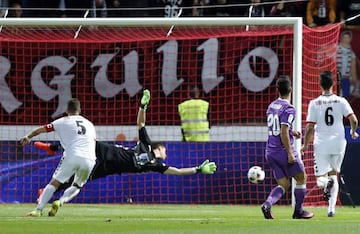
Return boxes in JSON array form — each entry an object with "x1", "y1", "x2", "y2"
[
  {"x1": 302, "y1": 122, "x2": 315, "y2": 151},
  {"x1": 302, "y1": 100, "x2": 316, "y2": 152},
  {"x1": 292, "y1": 130, "x2": 302, "y2": 139},
  {"x1": 164, "y1": 166, "x2": 197, "y2": 175},
  {"x1": 348, "y1": 113, "x2": 359, "y2": 139},
  {"x1": 164, "y1": 159, "x2": 217, "y2": 175},
  {"x1": 280, "y1": 123, "x2": 295, "y2": 164},
  {"x1": 137, "y1": 89, "x2": 150, "y2": 130},
  {"x1": 137, "y1": 108, "x2": 146, "y2": 129},
  {"x1": 19, "y1": 126, "x2": 48, "y2": 146}
]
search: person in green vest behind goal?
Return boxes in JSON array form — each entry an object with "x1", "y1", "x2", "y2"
[{"x1": 178, "y1": 85, "x2": 210, "y2": 142}]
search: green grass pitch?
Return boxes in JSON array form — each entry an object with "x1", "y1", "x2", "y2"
[{"x1": 1, "y1": 204, "x2": 359, "y2": 234}]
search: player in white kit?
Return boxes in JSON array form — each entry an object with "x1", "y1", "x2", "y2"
[
  {"x1": 301, "y1": 71, "x2": 359, "y2": 217},
  {"x1": 20, "y1": 98, "x2": 96, "y2": 217}
]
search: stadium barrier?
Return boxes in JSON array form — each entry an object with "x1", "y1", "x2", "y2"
[{"x1": 2, "y1": 127, "x2": 358, "y2": 205}]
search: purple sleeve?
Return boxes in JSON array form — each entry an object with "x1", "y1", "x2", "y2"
[{"x1": 280, "y1": 106, "x2": 296, "y2": 126}]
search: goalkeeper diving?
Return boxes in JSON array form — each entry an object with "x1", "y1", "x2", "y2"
[{"x1": 34, "y1": 89, "x2": 217, "y2": 201}]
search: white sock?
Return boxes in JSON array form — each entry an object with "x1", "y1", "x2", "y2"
[
  {"x1": 36, "y1": 184, "x2": 56, "y2": 211},
  {"x1": 59, "y1": 186, "x2": 80, "y2": 205},
  {"x1": 328, "y1": 175, "x2": 339, "y2": 213},
  {"x1": 316, "y1": 176, "x2": 328, "y2": 188}
]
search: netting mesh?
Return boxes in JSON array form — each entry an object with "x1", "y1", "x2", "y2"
[
  {"x1": 302, "y1": 24, "x2": 341, "y2": 206},
  {"x1": 0, "y1": 25, "x2": 298, "y2": 42},
  {"x1": 0, "y1": 21, "x2": 340, "y2": 205}
]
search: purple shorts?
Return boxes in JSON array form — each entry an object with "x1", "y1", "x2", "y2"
[{"x1": 265, "y1": 148, "x2": 305, "y2": 180}]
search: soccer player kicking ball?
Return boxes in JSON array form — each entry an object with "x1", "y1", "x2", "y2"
[
  {"x1": 34, "y1": 89, "x2": 217, "y2": 209},
  {"x1": 20, "y1": 98, "x2": 97, "y2": 217},
  {"x1": 302, "y1": 71, "x2": 359, "y2": 217},
  {"x1": 262, "y1": 77, "x2": 314, "y2": 219}
]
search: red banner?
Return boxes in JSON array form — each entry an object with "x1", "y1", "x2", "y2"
[{"x1": 0, "y1": 31, "x2": 293, "y2": 125}]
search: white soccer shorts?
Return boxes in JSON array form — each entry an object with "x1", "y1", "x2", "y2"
[
  {"x1": 313, "y1": 153, "x2": 345, "y2": 176},
  {"x1": 52, "y1": 155, "x2": 96, "y2": 187}
]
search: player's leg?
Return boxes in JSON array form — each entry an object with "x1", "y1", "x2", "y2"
[
  {"x1": 48, "y1": 184, "x2": 81, "y2": 217},
  {"x1": 49, "y1": 157, "x2": 95, "y2": 216},
  {"x1": 58, "y1": 158, "x2": 95, "y2": 205},
  {"x1": 26, "y1": 155, "x2": 74, "y2": 217},
  {"x1": 263, "y1": 182, "x2": 287, "y2": 207},
  {"x1": 261, "y1": 177, "x2": 288, "y2": 218},
  {"x1": 290, "y1": 157, "x2": 314, "y2": 219},
  {"x1": 292, "y1": 171, "x2": 313, "y2": 219},
  {"x1": 34, "y1": 141, "x2": 62, "y2": 155},
  {"x1": 26, "y1": 178, "x2": 62, "y2": 217},
  {"x1": 47, "y1": 175, "x2": 76, "y2": 217},
  {"x1": 28, "y1": 155, "x2": 75, "y2": 217},
  {"x1": 33, "y1": 142, "x2": 67, "y2": 207},
  {"x1": 36, "y1": 188, "x2": 43, "y2": 204},
  {"x1": 326, "y1": 153, "x2": 344, "y2": 217},
  {"x1": 56, "y1": 175, "x2": 75, "y2": 192},
  {"x1": 261, "y1": 154, "x2": 289, "y2": 219},
  {"x1": 36, "y1": 174, "x2": 75, "y2": 203},
  {"x1": 314, "y1": 153, "x2": 333, "y2": 201},
  {"x1": 327, "y1": 171, "x2": 338, "y2": 217}
]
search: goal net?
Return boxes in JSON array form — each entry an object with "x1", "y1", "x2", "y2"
[{"x1": 0, "y1": 18, "x2": 340, "y2": 205}]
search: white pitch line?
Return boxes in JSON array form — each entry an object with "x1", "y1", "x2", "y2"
[{"x1": 142, "y1": 217, "x2": 225, "y2": 221}]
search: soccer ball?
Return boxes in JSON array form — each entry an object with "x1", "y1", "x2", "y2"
[{"x1": 247, "y1": 166, "x2": 265, "y2": 184}]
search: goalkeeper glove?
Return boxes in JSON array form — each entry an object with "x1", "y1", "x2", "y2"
[
  {"x1": 195, "y1": 159, "x2": 217, "y2": 174},
  {"x1": 140, "y1": 89, "x2": 151, "y2": 110}
]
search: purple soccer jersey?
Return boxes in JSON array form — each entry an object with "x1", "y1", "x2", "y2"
[
  {"x1": 266, "y1": 98, "x2": 296, "y2": 148},
  {"x1": 265, "y1": 98, "x2": 305, "y2": 180}
]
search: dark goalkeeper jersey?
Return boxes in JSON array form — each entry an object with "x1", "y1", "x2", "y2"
[{"x1": 90, "y1": 127, "x2": 169, "y2": 180}]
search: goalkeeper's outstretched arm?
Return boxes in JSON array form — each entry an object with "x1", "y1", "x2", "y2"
[
  {"x1": 164, "y1": 166, "x2": 198, "y2": 175},
  {"x1": 137, "y1": 89, "x2": 150, "y2": 129},
  {"x1": 164, "y1": 159, "x2": 217, "y2": 175}
]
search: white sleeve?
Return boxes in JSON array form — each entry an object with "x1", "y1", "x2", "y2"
[
  {"x1": 51, "y1": 118, "x2": 63, "y2": 132},
  {"x1": 341, "y1": 98, "x2": 354, "y2": 117}
]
